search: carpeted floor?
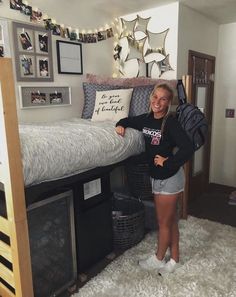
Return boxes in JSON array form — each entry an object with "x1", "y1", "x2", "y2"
[{"x1": 73, "y1": 216, "x2": 236, "y2": 297}]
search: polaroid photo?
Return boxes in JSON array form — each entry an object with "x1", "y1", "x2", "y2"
[
  {"x1": 19, "y1": 55, "x2": 35, "y2": 77},
  {"x1": 0, "y1": 45, "x2": 4, "y2": 57},
  {"x1": 35, "y1": 32, "x2": 48, "y2": 53},
  {"x1": 106, "y1": 28, "x2": 114, "y2": 38},
  {"x1": 10, "y1": 0, "x2": 22, "y2": 10},
  {"x1": 43, "y1": 19, "x2": 54, "y2": 31},
  {"x1": 84, "y1": 33, "x2": 97, "y2": 43},
  {"x1": 18, "y1": 29, "x2": 33, "y2": 51},
  {"x1": 50, "y1": 92, "x2": 63, "y2": 104},
  {"x1": 70, "y1": 31, "x2": 77, "y2": 41},
  {"x1": 97, "y1": 30, "x2": 107, "y2": 41},
  {"x1": 30, "y1": 10, "x2": 43, "y2": 23},
  {"x1": 52, "y1": 24, "x2": 61, "y2": 36},
  {"x1": 37, "y1": 57, "x2": 49, "y2": 77},
  {"x1": 31, "y1": 92, "x2": 46, "y2": 104}
]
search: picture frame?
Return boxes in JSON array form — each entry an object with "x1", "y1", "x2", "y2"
[
  {"x1": 56, "y1": 40, "x2": 83, "y2": 75},
  {"x1": 19, "y1": 86, "x2": 71, "y2": 108},
  {"x1": 0, "y1": 18, "x2": 11, "y2": 57},
  {"x1": 13, "y1": 21, "x2": 54, "y2": 81}
]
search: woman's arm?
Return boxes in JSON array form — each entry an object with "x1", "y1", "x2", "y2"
[{"x1": 163, "y1": 116, "x2": 194, "y2": 170}]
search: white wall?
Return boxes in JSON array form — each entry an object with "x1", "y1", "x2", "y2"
[
  {"x1": 0, "y1": 2, "x2": 114, "y2": 123},
  {"x1": 210, "y1": 23, "x2": 236, "y2": 186},
  {"x1": 177, "y1": 4, "x2": 219, "y2": 77}
]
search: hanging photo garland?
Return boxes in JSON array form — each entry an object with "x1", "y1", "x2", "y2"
[{"x1": 9, "y1": 0, "x2": 115, "y2": 44}]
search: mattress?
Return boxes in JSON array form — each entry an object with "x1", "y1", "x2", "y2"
[{"x1": 19, "y1": 118, "x2": 145, "y2": 186}]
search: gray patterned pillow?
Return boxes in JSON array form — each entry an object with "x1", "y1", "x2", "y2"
[
  {"x1": 82, "y1": 83, "x2": 124, "y2": 119},
  {"x1": 129, "y1": 85, "x2": 155, "y2": 117}
]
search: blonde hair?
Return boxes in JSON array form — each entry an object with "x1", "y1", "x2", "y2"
[{"x1": 149, "y1": 83, "x2": 174, "y2": 134}]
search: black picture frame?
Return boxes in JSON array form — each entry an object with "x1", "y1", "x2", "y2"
[{"x1": 56, "y1": 40, "x2": 83, "y2": 75}]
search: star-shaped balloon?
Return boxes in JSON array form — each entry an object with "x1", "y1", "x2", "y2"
[
  {"x1": 120, "y1": 17, "x2": 137, "y2": 39},
  {"x1": 143, "y1": 28, "x2": 169, "y2": 62},
  {"x1": 134, "y1": 15, "x2": 151, "y2": 40}
]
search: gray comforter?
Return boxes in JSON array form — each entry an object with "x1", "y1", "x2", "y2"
[{"x1": 19, "y1": 118, "x2": 145, "y2": 186}]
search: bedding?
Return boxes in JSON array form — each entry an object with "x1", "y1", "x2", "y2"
[{"x1": 19, "y1": 118, "x2": 145, "y2": 186}]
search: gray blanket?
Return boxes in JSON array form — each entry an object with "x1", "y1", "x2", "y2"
[{"x1": 19, "y1": 118, "x2": 145, "y2": 186}]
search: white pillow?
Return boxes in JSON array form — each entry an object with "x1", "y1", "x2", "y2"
[{"x1": 91, "y1": 88, "x2": 133, "y2": 122}]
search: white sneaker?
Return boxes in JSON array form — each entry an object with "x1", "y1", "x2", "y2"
[
  {"x1": 138, "y1": 254, "x2": 166, "y2": 271},
  {"x1": 158, "y1": 258, "x2": 180, "y2": 276}
]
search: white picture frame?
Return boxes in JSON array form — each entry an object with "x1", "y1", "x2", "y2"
[{"x1": 19, "y1": 86, "x2": 71, "y2": 109}]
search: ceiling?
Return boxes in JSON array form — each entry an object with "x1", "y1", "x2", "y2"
[
  {"x1": 87, "y1": 0, "x2": 236, "y2": 25},
  {"x1": 34, "y1": 0, "x2": 236, "y2": 27}
]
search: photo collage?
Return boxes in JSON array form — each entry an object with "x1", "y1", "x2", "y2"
[{"x1": 13, "y1": 22, "x2": 53, "y2": 81}]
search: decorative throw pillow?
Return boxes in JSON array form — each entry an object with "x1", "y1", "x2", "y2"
[
  {"x1": 91, "y1": 89, "x2": 133, "y2": 122},
  {"x1": 129, "y1": 85, "x2": 155, "y2": 117},
  {"x1": 82, "y1": 83, "x2": 124, "y2": 119}
]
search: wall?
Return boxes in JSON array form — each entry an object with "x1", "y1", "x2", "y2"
[
  {"x1": 0, "y1": 2, "x2": 114, "y2": 123},
  {"x1": 120, "y1": 2, "x2": 179, "y2": 80},
  {"x1": 210, "y1": 23, "x2": 236, "y2": 186},
  {"x1": 177, "y1": 4, "x2": 219, "y2": 77}
]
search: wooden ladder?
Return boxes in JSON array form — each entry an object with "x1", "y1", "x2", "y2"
[{"x1": 0, "y1": 58, "x2": 34, "y2": 297}]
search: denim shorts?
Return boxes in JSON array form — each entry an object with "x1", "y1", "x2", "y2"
[{"x1": 151, "y1": 167, "x2": 185, "y2": 195}]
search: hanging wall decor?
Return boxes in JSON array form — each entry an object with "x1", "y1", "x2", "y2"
[
  {"x1": 114, "y1": 15, "x2": 174, "y2": 78},
  {"x1": 12, "y1": 21, "x2": 53, "y2": 82}
]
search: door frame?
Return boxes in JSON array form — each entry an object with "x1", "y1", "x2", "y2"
[{"x1": 188, "y1": 50, "x2": 215, "y2": 199}]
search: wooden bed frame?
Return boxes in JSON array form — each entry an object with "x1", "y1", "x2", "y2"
[{"x1": 0, "y1": 58, "x2": 192, "y2": 297}]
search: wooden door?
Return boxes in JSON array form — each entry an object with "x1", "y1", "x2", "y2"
[{"x1": 188, "y1": 50, "x2": 215, "y2": 201}]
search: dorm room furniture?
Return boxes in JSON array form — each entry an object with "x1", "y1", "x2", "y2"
[{"x1": 0, "y1": 58, "x2": 192, "y2": 297}]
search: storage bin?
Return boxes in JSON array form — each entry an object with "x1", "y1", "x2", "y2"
[
  {"x1": 125, "y1": 161, "x2": 153, "y2": 201},
  {"x1": 112, "y1": 193, "x2": 145, "y2": 250}
]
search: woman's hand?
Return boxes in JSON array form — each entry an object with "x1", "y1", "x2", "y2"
[
  {"x1": 115, "y1": 126, "x2": 125, "y2": 137},
  {"x1": 154, "y1": 154, "x2": 168, "y2": 167}
]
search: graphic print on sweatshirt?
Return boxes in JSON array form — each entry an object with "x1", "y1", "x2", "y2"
[{"x1": 143, "y1": 127, "x2": 162, "y2": 145}]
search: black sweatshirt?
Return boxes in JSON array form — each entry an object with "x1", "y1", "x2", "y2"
[{"x1": 116, "y1": 112, "x2": 194, "y2": 180}]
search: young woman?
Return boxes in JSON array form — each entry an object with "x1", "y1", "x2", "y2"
[{"x1": 115, "y1": 83, "x2": 194, "y2": 275}]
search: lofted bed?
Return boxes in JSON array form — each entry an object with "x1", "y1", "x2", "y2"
[{"x1": 0, "y1": 58, "x2": 192, "y2": 297}]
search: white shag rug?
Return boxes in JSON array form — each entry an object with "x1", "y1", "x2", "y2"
[{"x1": 73, "y1": 216, "x2": 236, "y2": 297}]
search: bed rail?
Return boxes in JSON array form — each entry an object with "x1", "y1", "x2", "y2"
[{"x1": 0, "y1": 58, "x2": 33, "y2": 297}]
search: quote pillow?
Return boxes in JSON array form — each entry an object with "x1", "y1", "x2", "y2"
[
  {"x1": 82, "y1": 83, "x2": 124, "y2": 119},
  {"x1": 91, "y1": 89, "x2": 133, "y2": 122}
]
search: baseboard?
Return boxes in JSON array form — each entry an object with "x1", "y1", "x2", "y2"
[{"x1": 207, "y1": 183, "x2": 236, "y2": 194}]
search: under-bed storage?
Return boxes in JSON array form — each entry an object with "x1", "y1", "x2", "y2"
[
  {"x1": 73, "y1": 172, "x2": 113, "y2": 272},
  {"x1": 27, "y1": 190, "x2": 77, "y2": 297}
]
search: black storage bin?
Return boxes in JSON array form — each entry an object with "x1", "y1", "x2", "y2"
[
  {"x1": 125, "y1": 154, "x2": 153, "y2": 201},
  {"x1": 73, "y1": 173, "x2": 113, "y2": 272},
  {"x1": 27, "y1": 190, "x2": 77, "y2": 297},
  {"x1": 112, "y1": 193, "x2": 145, "y2": 250}
]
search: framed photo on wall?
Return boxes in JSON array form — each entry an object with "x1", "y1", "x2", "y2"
[
  {"x1": 56, "y1": 40, "x2": 83, "y2": 74},
  {"x1": 19, "y1": 86, "x2": 71, "y2": 108},
  {"x1": 13, "y1": 21, "x2": 54, "y2": 81}
]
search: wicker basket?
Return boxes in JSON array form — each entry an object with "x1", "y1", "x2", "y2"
[
  {"x1": 112, "y1": 193, "x2": 145, "y2": 250},
  {"x1": 125, "y1": 162, "x2": 153, "y2": 201}
]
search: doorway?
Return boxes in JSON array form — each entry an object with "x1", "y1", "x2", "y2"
[{"x1": 187, "y1": 50, "x2": 215, "y2": 201}]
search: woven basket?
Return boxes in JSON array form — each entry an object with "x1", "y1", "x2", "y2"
[
  {"x1": 112, "y1": 193, "x2": 145, "y2": 250},
  {"x1": 125, "y1": 162, "x2": 153, "y2": 200}
]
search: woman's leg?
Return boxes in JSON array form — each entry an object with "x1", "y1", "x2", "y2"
[{"x1": 154, "y1": 193, "x2": 179, "y2": 262}]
